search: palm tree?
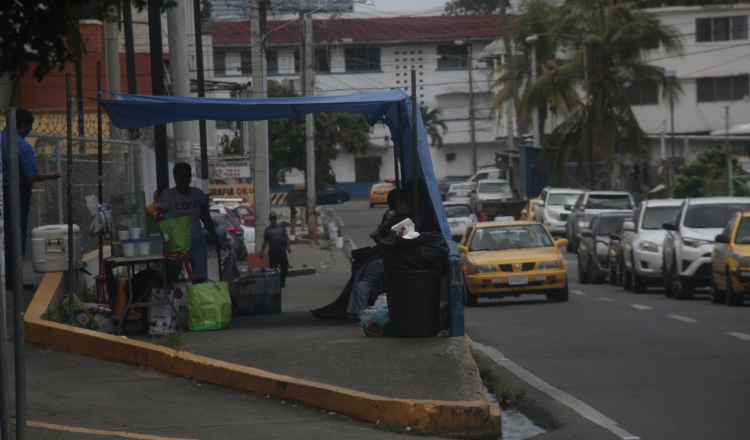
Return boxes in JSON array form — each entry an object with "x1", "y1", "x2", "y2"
[
  {"x1": 420, "y1": 105, "x2": 448, "y2": 148},
  {"x1": 532, "y1": 0, "x2": 683, "y2": 188}
]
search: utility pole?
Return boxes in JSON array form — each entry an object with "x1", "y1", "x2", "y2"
[
  {"x1": 192, "y1": 0, "x2": 210, "y2": 192},
  {"x1": 466, "y1": 44, "x2": 477, "y2": 174},
  {"x1": 302, "y1": 1, "x2": 317, "y2": 239},
  {"x1": 167, "y1": 0, "x2": 195, "y2": 164},
  {"x1": 250, "y1": 0, "x2": 270, "y2": 251},
  {"x1": 104, "y1": 5, "x2": 121, "y2": 138},
  {"x1": 725, "y1": 105, "x2": 731, "y2": 196},
  {"x1": 499, "y1": 0, "x2": 526, "y2": 138},
  {"x1": 526, "y1": 34, "x2": 539, "y2": 146},
  {"x1": 582, "y1": 30, "x2": 594, "y2": 190}
]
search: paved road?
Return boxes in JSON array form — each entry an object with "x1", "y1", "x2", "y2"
[{"x1": 331, "y1": 201, "x2": 750, "y2": 440}]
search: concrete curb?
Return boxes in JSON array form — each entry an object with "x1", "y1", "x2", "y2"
[{"x1": 25, "y1": 257, "x2": 500, "y2": 438}]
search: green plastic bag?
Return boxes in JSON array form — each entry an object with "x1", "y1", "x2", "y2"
[
  {"x1": 187, "y1": 281, "x2": 232, "y2": 331},
  {"x1": 60, "y1": 295, "x2": 100, "y2": 330},
  {"x1": 157, "y1": 216, "x2": 192, "y2": 252}
]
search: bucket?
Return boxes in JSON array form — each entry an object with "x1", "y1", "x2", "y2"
[
  {"x1": 335, "y1": 236, "x2": 344, "y2": 248},
  {"x1": 384, "y1": 270, "x2": 440, "y2": 338},
  {"x1": 328, "y1": 228, "x2": 338, "y2": 241},
  {"x1": 122, "y1": 240, "x2": 137, "y2": 257},
  {"x1": 137, "y1": 240, "x2": 151, "y2": 256}
]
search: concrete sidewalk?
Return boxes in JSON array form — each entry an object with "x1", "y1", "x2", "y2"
[{"x1": 19, "y1": 240, "x2": 501, "y2": 438}]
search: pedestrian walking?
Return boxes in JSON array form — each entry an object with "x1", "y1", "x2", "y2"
[{"x1": 259, "y1": 212, "x2": 291, "y2": 288}]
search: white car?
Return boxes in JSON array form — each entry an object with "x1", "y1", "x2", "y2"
[
  {"x1": 620, "y1": 199, "x2": 682, "y2": 293},
  {"x1": 445, "y1": 182, "x2": 473, "y2": 203},
  {"x1": 662, "y1": 197, "x2": 750, "y2": 299},
  {"x1": 443, "y1": 201, "x2": 476, "y2": 242},
  {"x1": 532, "y1": 187, "x2": 583, "y2": 237},
  {"x1": 470, "y1": 179, "x2": 514, "y2": 211}
]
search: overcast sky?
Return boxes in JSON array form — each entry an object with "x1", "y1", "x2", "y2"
[{"x1": 354, "y1": 0, "x2": 448, "y2": 12}]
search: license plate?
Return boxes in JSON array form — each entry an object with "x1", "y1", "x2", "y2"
[{"x1": 508, "y1": 275, "x2": 528, "y2": 285}]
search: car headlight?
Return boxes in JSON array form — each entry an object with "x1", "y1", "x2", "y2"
[
  {"x1": 546, "y1": 211, "x2": 561, "y2": 221},
  {"x1": 682, "y1": 237, "x2": 711, "y2": 248},
  {"x1": 469, "y1": 264, "x2": 497, "y2": 273},
  {"x1": 538, "y1": 259, "x2": 563, "y2": 269},
  {"x1": 595, "y1": 242, "x2": 609, "y2": 255},
  {"x1": 739, "y1": 257, "x2": 750, "y2": 268},
  {"x1": 638, "y1": 241, "x2": 659, "y2": 253}
]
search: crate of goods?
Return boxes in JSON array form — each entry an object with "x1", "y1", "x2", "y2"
[
  {"x1": 229, "y1": 271, "x2": 281, "y2": 315},
  {"x1": 31, "y1": 224, "x2": 82, "y2": 273}
]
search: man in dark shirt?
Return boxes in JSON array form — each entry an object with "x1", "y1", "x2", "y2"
[{"x1": 259, "y1": 212, "x2": 292, "y2": 287}]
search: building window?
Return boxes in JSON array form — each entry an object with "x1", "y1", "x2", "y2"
[
  {"x1": 437, "y1": 45, "x2": 468, "y2": 69},
  {"x1": 240, "y1": 50, "x2": 252, "y2": 75},
  {"x1": 316, "y1": 48, "x2": 330, "y2": 72},
  {"x1": 267, "y1": 50, "x2": 278, "y2": 75},
  {"x1": 696, "y1": 16, "x2": 748, "y2": 42},
  {"x1": 294, "y1": 50, "x2": 300, "y2": 73},
  {"x1": 344, "y1": 47, "x2": 381, "y2": 72},
  {"x1": 696, "y1": 75, "x2": 749, "y2": 102},
  {"x1": 214, "y1": 51, "x2": 225, "y2": 76},
  {"x1": 625, "y1": 82, "x2": 659, "y2": 106}
]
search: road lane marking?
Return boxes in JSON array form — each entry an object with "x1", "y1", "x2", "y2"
[
  {"x1": 630, "y1": 304, "x2": 653, "y2": 310},
  {"x1": 26, "y1": 421, "x2": 196, "y2": 440},
  {"x1": 669, "y1": 315, "x2": 698, "y2": 323},
  {"x1": 470, "y1": 340, "x2": 640, "y2": 440},
  {"x1": 345, "y1": 234, "x2": 357, "y2": 251},
  {"x1": 572, "y1": 290, "x2": 586, "y2": 295},
  {"x1": 727, "y1": 332, "x2": 750, "y2": 341},
  {"x1": 597, "y1": 297, "x2": 614, "y2": 301}
]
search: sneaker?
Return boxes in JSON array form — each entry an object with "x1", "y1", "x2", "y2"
[{"x1": 344, "y1": 314, "x2": 361, "y2": 326}]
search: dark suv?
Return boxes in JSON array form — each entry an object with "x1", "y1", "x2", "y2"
[{"x1": 565, "y1": 191, "x2": 635, "y2": 252}]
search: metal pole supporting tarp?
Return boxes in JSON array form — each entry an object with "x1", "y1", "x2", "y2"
[
  {"x1": 7, "y1": 107, "x2": 28, "y2": 438},
  {"x1": 66, "y1": 74, "x2": 75, "y2": 323},
  {"x1": 97, "y1": 63, "x2": 104, "y2": 300},
  {"x1": 411, "y1": 69, "x2": 419, "y2": 229},
  {"x1": 0, "y1": 111, "x2": 14, "y2": 440},
  {"x1": 193, "y1": 0, "x2": 210, "y2": 195},
  {"x1": 394, "y1": 104, "x2": 401, "y2": 189}
]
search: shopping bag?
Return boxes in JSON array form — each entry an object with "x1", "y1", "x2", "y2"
[
  {"x1": 157, "y1": 216, "x2": 192, "y2": 252},
  {"x1": 187, "y1": 280, "x2": 232, "y2": 331}
]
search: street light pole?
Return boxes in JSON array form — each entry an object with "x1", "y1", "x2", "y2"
[
  {"x1": 665, "y1": 67, "x2": 676, "y2": 159},
  {"x1": 582, "y1": 30, "x2": 595, "y2": 190},
  {"x1": 467, "y1": 45, "x2": 477, "y2": 174},
  {"x1": 526, "y1": 34, "x2": 539, "y2": 146}
]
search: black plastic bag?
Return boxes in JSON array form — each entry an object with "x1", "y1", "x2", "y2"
[{"x1": 379, "y1": 231, "x2": 449, "y2": 275}]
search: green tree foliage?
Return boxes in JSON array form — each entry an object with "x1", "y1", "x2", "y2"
[
  {"x1": 444, "y1": 0, "x2": 500, "y2": 15},
  {"x1": 420, "y1": 105, "x2": 448, "y2": 147},
  {"x1": 671, "y1": 148, "x2": 749, "y2": 198},
  {"x1": 0, "y1": 0, "x2": 173, "y2": 81},
  {"x1": 267, "y1": 83, "x2": 371, "y2": 190},
  {"x1": 636, "y1": 0, "x2": 745, "y2": 7}
]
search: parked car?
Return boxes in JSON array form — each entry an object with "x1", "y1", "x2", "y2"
[
  {"x1": 577, "y1": 212, "x2": 632, "y2": 284},
  {"x1": 620, "y1": 199, "x2": 682, "y2": 292},
  {"x1": 520, "y1": 198, "x2": 537, "y2": 220},
  {"x1": 317, "y1": 187, "x2": 351, "y2": 205},
  {"x1": 470, "y1": 179, "x2": 514, "y2": 211},
  {"x1": 208, "y1": 212, "x2": 247, "y2": 261},
  {"x1": 565, "y1": 190, "x2": 635, "y2": 253},
  {"x1": 369, "y1": 182, "x2": 394, "y2": 208},
  {"x1": 710, "y1": 210, "x2": 750, "y2": 306},
  {"x1": 532, "y1": 188, "x2": 584, "y2": 237},
  {"x1": 607, "y1": 219, "x2": 629, "y2": 286},
  {"x1": 662, "y1": 197, "x2": 750, "y2": 299},
  {"x1": 443, "y1": 201, "x2": 476, "y2": 242},
  {"x1": 233, "y1": 203, "x2": 255, "y2": 227},
  {"x1": 445, "y1": 182, "x2": 473, "y2": 203},
  {"x1": 467, "y1": 168, "x2": 503, "y2": 186},
  {"x1": 439, "y1": 175, "x2": 471, "y2": 200},
  {"x1": 457, "y1": 221, "x2": 569, "y2": 306}
]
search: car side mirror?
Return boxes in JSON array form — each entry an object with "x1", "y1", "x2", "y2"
[
  {"x1": 715, "y1": 234, "x2": 730, "y2": 244},
  {"x1": 457, "y1": 245, "x2": 468, "y2": 254},
  {"x1": 521, "y1": 209, "x2": 527, "y2": 216},
  {"x1": 580, "y1": 229, "x2": 593, "y2": 238},
  {"x1": 555, "y1": 238, "x2": 569, "y2": 248},
  {"x1": 609, "y1": 234, "x2": 620, "y2": 241},
  {"x1": 623, "y1": 221, "x2": 635, "y2": 232},
  {"x1": 662, "y1": 221, "x2": 677, "y2": 231}
]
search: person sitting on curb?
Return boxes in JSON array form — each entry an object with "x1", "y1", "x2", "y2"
[{"x1": 259, "y1": 212, "x2": 292, "y2": 288}]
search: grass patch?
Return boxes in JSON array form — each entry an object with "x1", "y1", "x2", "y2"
[
  {"x1": 134, "y1": 332, "x2": 185, "y2": 349},
  {"x1": 371, "y1": 420, "x2": 430, "y2": 436},
  {"x1": 472, "y1": 350, "x2": 493, "y2": 378},
  {"x1": 471, "y1": 347, "x2": 525, "y2": 408}
]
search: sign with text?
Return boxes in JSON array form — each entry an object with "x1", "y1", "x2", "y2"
[
  {"x1": 209, "y1": 184, "x2": 254, "y2": 203},
  {"x1": 213, "y1": 161, "x2": 251, "y2": 179}
]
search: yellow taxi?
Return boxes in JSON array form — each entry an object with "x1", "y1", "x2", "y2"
[
  {"x1": 710, "y1": 210, "x2": 750, "y2": 306},
  {"x1": 520, "y1": 198, "x2": 538, "y2": 220},
  {"x1": 457, "y1": 220, "x2": 569, "y2": 306},
  {"x1": 369, "y1": 182, "x2": 394, "y2": 208}
]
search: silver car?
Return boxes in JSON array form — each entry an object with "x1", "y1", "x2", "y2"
[
  {"x1": 470, "y1": 179, "x2": 514, "y2": 211},
  {"x1": 445, "y1": 182, "x2": 473, "y2": 203},
  {"x1": 533, "y1": 187, "x2": 584, "y2": 237},
  {"x1": 443, "y1": 201, "x2": 476, "y2": 242},
  {"x1": 565, "y1": 190, "x2": 635, "y2": 253}
]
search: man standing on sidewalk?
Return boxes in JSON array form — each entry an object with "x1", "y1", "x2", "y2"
[
  {"x1": 2, "y1": 108, "x2": 61, "y2": 290},
  {"x1": 259, "y1": 212, "x2": 292, "y2": 287}
]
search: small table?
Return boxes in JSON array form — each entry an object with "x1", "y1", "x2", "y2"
[{"x1": 104, "y1": 254, "x2": 184, "y2": 335}]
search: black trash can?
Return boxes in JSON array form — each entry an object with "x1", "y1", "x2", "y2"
[{"x1": 384, "y1": 270, "x2": 440, "y2": 338}]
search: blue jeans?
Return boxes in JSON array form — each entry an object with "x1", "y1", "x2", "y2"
[
  {"x1": 169, "y1": 235, "x2": 208, "y2": 282},
  {"x1": 347, "y1": 258, "x2": 384, "y2": 315}
]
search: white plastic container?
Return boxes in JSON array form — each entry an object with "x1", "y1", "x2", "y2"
[
  {"x1": 129, "y1": 227, "x2": 142, "y2": 239},
  {"x1": 137, "y1": 240, "x2": 151, "y2": 256},
  {"x1": 335, "y1": 236, "x2": 344, "y2": 248},
  {"x1": 390, "y1": 218, "x2": 415, "y2": 236},
  {"x1": 31, "y1": 224, "x2": 82, "y2": 273},
  {"x1": 122, "y1": 240, "x2": 137, "y2": 257}
]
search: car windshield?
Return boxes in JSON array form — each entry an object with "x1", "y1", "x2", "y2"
[
  {"x1": 548, "y1": 193, "x2": 580, "y2": 206},
  {"x1": 596, "y1": 216, "x2": 631, "y2": 235},
  {"x1": 586, "y1": 194, "x2": 632, "y2": 209},
  {"x1": 735, "y1": 218, "x2": 750, "y2": 244},
  {"x1": 373, "y1": 184, "x2": 392, "y2": 190},
  {"x1": 641, "y1": 206, "x2": 680, "y2": 230},
  {"x1": 478, "y1": 182, "x2": 511, "y2": 193},
  {"x1": 469, "y1": 224, "x2": 553, "y2": 251},
  {"x1": 449, "y1": 184, "x2": 472, "y2": 191},
  {"x1": 445, "y1": 205, "x2": 473, "y2": 218},
  {"x1": 684, "y1": 203, "x2": 750, "y2": 228}
]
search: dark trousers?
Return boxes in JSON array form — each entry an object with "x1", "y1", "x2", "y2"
[
  {"x1": 268, "y1": 250, "x2": 289, "y2": 287},
  {"x1": 3, "y1": 184, "x2": 32, "y2": 289}
]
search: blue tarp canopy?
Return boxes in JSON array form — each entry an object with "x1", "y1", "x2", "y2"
[{"x1": 99, "y1": 89, "x2": 450, "y2": 239}]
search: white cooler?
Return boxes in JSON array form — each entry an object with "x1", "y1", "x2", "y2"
[{"x1": 31, "y1": 224, "x2": 82, "y2": 273}]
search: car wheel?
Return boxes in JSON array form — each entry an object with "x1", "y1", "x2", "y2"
[
  {"x1": 632, "y1": 261, "x2": 647, "y2": 293},
  {"x1": 709, "y1": 271, "x2": 726, "y2": 304},
  {"x1": 566, "y1": 239, "x2": 575, "y2": 253},
  {"x1": 337, "y1": 197, "x2": 344, "y2": 204},
  {"x1": 616, "y1": 261, "x2": 625, "y2": 287},
  {"x1": 556, "y1": 281, "x2": 569, "y2": 302},
  {"x1": 370, "y1": 203, "x2": 374, "y2": 208},
  {"x1": 623, "y1": 266, "x2": 633, "y2": 291},
  {"x1": 671, "y1": 260, "x2": 694, "y2": 300},
  {"x1": 577, "y1": 257, "x2": 589, "y2": 284},
  {"x1": 663, "y1": 257, "x2": 673, "y2": 298},
  {"x1": 725, "y1": 270, "x2": 743, "y2": 306},
  {"x1": 609, "y1": 264, "x2": 618, "y2": 286},
  {"x1": 463, "y1": 283, "x2": 477, "y2": 307},
  {"x1": 588, "y1": 259, "x2": 602, "y2": 285}
]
